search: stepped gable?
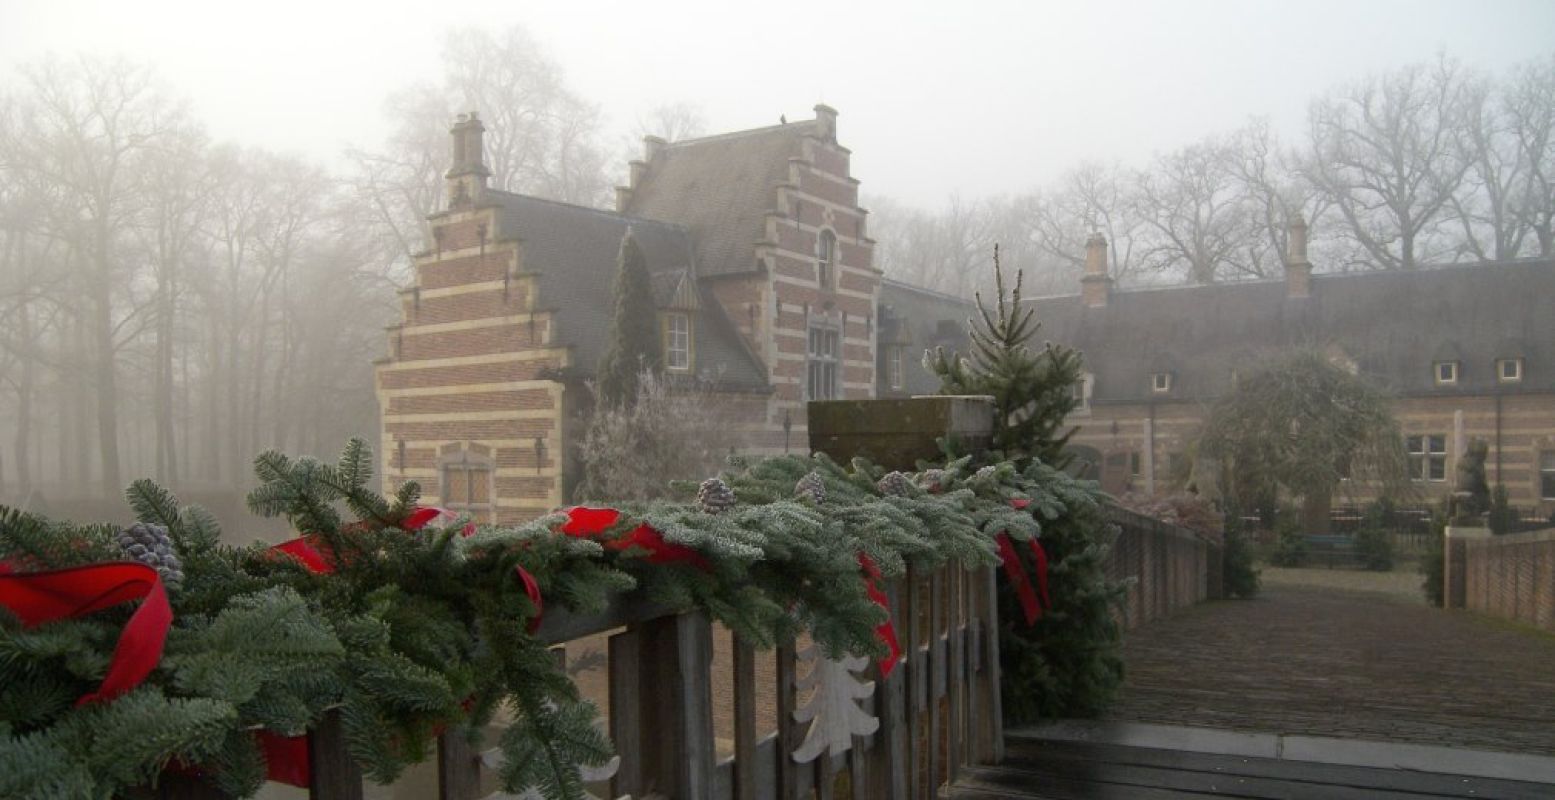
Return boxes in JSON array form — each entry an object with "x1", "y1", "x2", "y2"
[
  {"x1": 624, "y1": 121, "x2": 816, "y2": 276},
  {"x1": 1025, "y1": 258, "x2": 1555, "y2": 404},
  {"x1": 490, "y1": 190, "x2": 767, "y2": 390}
]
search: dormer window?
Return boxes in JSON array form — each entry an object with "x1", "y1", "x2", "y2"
[
  {"x1": 1434, "y1": 361, "x2": 1458, "y2": 386},
  {"x1": 1151, "y1": 372, "x2": 1173, "y2": 393},
  {"x1": 1497, "y1": 358, "x2": 1523, "y2": 383},
  {"x1": 817, "y1": 230, "x2": 836, "y2": 290}
]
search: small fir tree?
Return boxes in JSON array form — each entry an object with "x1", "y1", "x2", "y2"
[
  {"x1": 925, "y1": 247, "x2": 1124, "y2": 724},
  {"x1": 595, "y1": 231, "x2": 662, "y2": 407},
  {"x1": 926, "y1": 245, "x2": 1084, "y2": 466}
]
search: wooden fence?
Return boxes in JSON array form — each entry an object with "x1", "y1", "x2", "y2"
[
  {"x1": 1101, "y1": 504, "x2": 1221, "y2": 631},
  {"x1": 1458, "y1": 528, "x2": 1555, "y2": 632},
  {"x1": 152, "y1": 562, "x2": 1003, "y2": 800}
]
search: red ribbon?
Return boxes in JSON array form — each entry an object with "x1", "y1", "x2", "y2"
[
  {"x1": 255, "y1": 730, "x2": 311, "y2": 788},
  {"x1": 0, "y1": 562, "x2": 172, "y2": 706},
  {"x1": 262, "y1": 507, "x2": 542, "y2": 786},
  {"x1": 997, "y1": 497, "x2": 1051, "y2": 627},
  {"x1": 561, "y1": 507, "x2": 713, "y2": 572},
  {"x1": 856, "y1": 553, "x2": 901, "y2": 679}
]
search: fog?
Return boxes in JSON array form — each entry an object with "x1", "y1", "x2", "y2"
[{"x1": 0, "y1": 1, "x2": 1551, "y2": 527}]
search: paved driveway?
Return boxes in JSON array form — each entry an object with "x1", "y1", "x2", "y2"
[{"x1": 1103, "y1": 580, "x2": 1555, "y2": 756}]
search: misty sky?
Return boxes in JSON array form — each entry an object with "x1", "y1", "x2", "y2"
[{"x1": 3, "y1": 0, "x2": 1553, "y2": 208}]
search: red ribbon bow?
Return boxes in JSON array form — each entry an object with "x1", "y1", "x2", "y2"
[
  {"x1": 561, "y1": 507, "x2": 713, "y2": 572},
  {"x1": 0, "y1": 562, "x2": 172, "y2": 706},
  {"x1": 856, "y1": 553, "x2": 901, "y2": 679},
  {"x1": 998, "y1": 498, "x2": 1051, "y2": 627}
]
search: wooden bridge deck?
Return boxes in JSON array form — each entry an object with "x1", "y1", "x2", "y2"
[
  {"x1": 952, "y1": 577, "x2": 1555, "y2": 799},
  {"x1": 950, "y1": 731, "x2": 1555, "y2": 799}
]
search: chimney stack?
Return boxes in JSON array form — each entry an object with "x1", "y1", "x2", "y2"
[
  {"x1": 1286, "y1": 212, "x2": 1311, "y2": 299},
  {"x1": 1081, "y1": 232, "x2": 1112, "y2": 308},
  {"x1": 813, "y1": 104, "x2": 838, "y2": 142},
  {"x1": 445, "y1": 112, "x2": 491, "y2": 209}
]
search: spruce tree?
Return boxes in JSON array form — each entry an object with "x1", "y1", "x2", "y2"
[
  {"x1": 595, "y1": 231, "x2": 662, "y2": 407},
  {"x1": 926, "y1": 245, "x2": 1084, "y2": 466}
]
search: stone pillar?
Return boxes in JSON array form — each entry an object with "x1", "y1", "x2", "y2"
[
  {"x1": 1443, "y1": 525, "x2": 1491, "y2": 609},
  {"x1": 807, "y1": 395, "x2": 994, "y2": 470}
]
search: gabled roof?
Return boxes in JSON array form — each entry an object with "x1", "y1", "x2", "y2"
[
  {"x1": 489, "y1": 190, "x2": 767, "y2": 391},
  {"x1": 624, "y1": 121, "x2": 816, "y2": 277},
  {"x1": 1024, "y1": 258, "x2": 1555, "y2": 404}
]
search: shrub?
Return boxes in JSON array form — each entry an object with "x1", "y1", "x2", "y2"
[
  {"x1": 575, "y1": 370, "x2": 732, "y2": 502},
  {"x1": 1488, "y1": 484, "x2": 1516, "y2": 535},
  {"x1": 1353, "y1": 505, "x2": 1394, "y2": 571},
  {"x1": 1268, "y1": 510, "x2": 1308, "y2": 567},
  {"x1": 1419, "y1": 502, "x2": 1447, "y2": 605},
  {"x1": 1116, "y1": 491, "x2": 1224, "y2": 544},
  {"x1": 1221, "y1": 510, "x2": 1261, "y2": 598}
]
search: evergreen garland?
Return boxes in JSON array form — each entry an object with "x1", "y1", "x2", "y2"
[{"x1": 2, "y1": 438, "x2": 1110, "y2": 799}]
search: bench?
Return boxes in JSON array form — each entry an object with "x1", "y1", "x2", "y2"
[{"x1": 1303, "y1": 534, "x2": 1363, "y2": 568}]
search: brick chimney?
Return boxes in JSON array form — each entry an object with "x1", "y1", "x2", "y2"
[
  {"x1": 445, "y1": 112, "x2": 490, "y2": 209},
  {"x1": 1286, "y1": 212, "x2": 1312, "y2": 299},
  {"x1": 1081, "y1": 232, "x2": 1112, "y2": 308}
]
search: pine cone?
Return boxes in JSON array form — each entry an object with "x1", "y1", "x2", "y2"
[
  {"x1": 917, "y1": 469, "x2": 949, "y2": 494},
  {"x1": 877, "y1": 471, "x2": 914, "y2": 497},
  {"x1": 697, "y1": 477, "x2": 737, "y2": 514},
  {"x1": 114, "y1": 522, "x2": 184, "y2": 588},
  {"x1": 794, "y1": 471, "x2": 827, "y2": 505}
]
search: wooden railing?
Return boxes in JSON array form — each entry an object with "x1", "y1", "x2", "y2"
[
  {"x1": 1101, "y1": 504, "x2": 1221, "y2": 630},
  {"x1": 154, "y1": 562, "x2": 1003, "y2": 800}
]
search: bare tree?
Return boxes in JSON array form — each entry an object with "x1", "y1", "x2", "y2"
[
  {"x1": 1504, "y1": 55, "x2": 1555, "y2": 257},
  {"x1": 1134, "y1": 137, "x2": 1267, "y2": 283},
  {"x1": 1303, "y1": 56, "x2": 1475, "y2": 269},
  {"x1": 1025, "y1": 162, "x2": 1146, "y2": 285},
  {"x1": 633, "y1": 101, "x2": 708, "y2": 143},
  {"x1": 4, "y1": 56, "x2": 189, "y2": 494}
]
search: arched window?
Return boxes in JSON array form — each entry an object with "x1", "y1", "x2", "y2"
[{"x1": 817, "y1": 230, "x2": 836, "y2": 289}]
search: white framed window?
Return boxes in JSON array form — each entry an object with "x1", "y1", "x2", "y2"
[
  {"x1": 1407, "y1": 434, "x2": 1448, "y2": 482},
  {"x1": 888, "y1": 346, "x2": 904, "y2": 390},
  {"x1": 664, "y1": 313, "x2": 691, "y2": 371},
  {"x1": 1541, "y1": 451, "x2": 1555, "y2": 501},
  {"x1": 1434, "y1": 361, "x2": 1458, "y2": 385},
  {"x1": 1497, "y1": 358, "x2": 1523, "y2": 383},
  {"x1": 1072, "y1": 372, "x2": 1095, "y2": 413},
  {"x1": 806, "y1": 326, "x2": 840, "y2": 401},
  {"x1": 817, "y1": 230, "x2": 836, "y2": 290},
  {"x1": 1151, "y1": 372, "x2": 1173, "y2": 393}
]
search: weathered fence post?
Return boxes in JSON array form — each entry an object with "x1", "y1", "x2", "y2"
[{"x1": 1443, "y1": 526, "x2": 1489, "y2": 609}]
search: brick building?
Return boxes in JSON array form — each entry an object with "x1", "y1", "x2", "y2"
[
  {"x1": 1031, "y1": 219, "x2": 1555, "y2": 518},
  {"x1": 374, "y1": 107, "x2": 969, "y2": 521}
]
